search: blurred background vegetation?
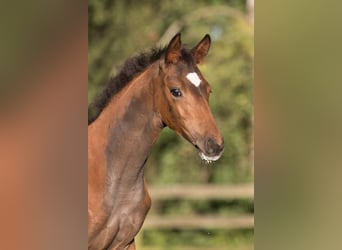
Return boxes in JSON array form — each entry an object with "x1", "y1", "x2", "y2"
[{"x1": 89, "y1": 0, "x2": 253, "y2": 249}]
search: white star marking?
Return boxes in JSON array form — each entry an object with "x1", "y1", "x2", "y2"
[{"x1": 186, "y1": 72, "x2": 201, "y2": 87}]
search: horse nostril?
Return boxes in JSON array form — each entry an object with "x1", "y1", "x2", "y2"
[{"x1": 205, "y1": 138, "x2": 214, "y2": 154}]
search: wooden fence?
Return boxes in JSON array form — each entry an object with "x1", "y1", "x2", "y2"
[{"x1": 137, "y1": 184, "x2": 254, "y2": 249}]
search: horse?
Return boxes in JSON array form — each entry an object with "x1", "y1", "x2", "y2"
[{"x1": 88, "y1": 33, "x2": 224, "y2": 250}]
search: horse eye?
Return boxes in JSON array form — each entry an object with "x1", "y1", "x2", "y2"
[{"x1": 170, "y1": 88, "x2": 182, "y2": 97}]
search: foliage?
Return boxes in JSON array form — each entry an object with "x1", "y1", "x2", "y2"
[
  {"x1": 88, "y1": 0, "x2": 253, "y2": 248},
  {"x1": 141, "y1": 229, "x2": 254, "y2": 249}
]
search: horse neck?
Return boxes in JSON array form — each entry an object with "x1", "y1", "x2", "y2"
[{"x1": 89, "y1": 62, "x2": 163, "y2": 193}]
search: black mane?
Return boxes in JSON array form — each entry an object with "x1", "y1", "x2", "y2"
[{"x1": 88, "y1": 46, "x2": 193, "y2": 125}]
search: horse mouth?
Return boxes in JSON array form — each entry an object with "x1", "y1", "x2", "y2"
[
  {"x1": 199, "y1": 151, "x2": 223, "y2": 163},
  {"x1": 194, "y1": 144, "x2": 223, "y2": 163}
]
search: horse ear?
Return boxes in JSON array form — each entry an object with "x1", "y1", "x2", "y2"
[
  {"x1": 191, "y1": 34, "x2": 211, "y2": 64},
  {"x1": 165, "y1": 33, "x2": 182, "y2": 64}
]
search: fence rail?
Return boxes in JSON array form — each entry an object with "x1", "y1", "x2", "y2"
[
  {"x1": 144, "y1": 215, "x2": 254, "y2": 229},
  {"x1": 149, "y1": 184, "x2": 254, "y2": 200}
]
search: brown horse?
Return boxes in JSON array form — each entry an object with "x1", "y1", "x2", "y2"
[{"x1": 88, "y1": 33, "x2": 224, "y2": 250}]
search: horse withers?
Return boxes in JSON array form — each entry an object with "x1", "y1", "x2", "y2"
[{"x1": 88, "y1": 33, "x2": 224, "y2": 250}]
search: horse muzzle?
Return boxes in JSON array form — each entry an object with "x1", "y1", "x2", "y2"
[{"x1": 196, "y1": 137, "x2": 224, "y2": 163}]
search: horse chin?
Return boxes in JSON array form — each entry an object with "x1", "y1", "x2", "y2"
[{"x1": 199, "y1": 151, "x2": 223, "y2": 164}]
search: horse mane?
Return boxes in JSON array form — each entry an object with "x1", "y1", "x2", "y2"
[{"x1": 88, "y1": 46, "x2": 193, "y2": 125}]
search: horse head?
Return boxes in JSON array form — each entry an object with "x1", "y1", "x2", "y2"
[{"x1": 156, "y1": 33, "x2": 224, "y2": 163}]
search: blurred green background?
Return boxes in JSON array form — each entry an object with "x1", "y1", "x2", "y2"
[{"x1": 88, "y1": 0, "x2": 253, "y2": 249}]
